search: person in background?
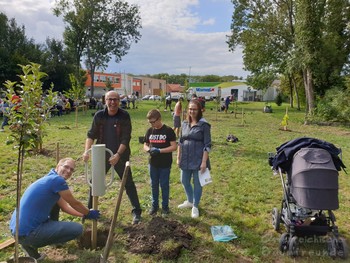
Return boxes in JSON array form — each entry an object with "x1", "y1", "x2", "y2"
[
  {"x1": 130, "y1": 93, "x2": 137, "y2": 109},
  {"x1": 177, "y1": 99, "x2": 211, "y2": 218},
  {"x1": 164, "y1": 95, "x2": 172, "y2": 111},
  {"x1": 96, "y1": 99, "x2": 104, "y2": 110},
  {"x1": 55, "y1": 94, "x2": 65, "y2": 116},
  {"x1": 83, "y1": 90, "x2": 142, "y2": 224},
  {"x1": 64, "y1": 99, "x2": 71, "y2": 114},
  {"x1": 143, "y1": 109, "x2": 177, "y2": 216},
  {"x1": 9, "y1": 158, "x2": 100, "y2": 261},
  {"x1": 173, "y1": 97, "x2": 183, "y2": 137},
  {"x1": 0, "y1": 100, "x2": 9, "y2": 132},
  {"x1": 89, "y1": 97, "x2": 97, "y2": 109},
  {"x1": 224, "y1": 96, "x2": 231, "y2": 113},
  {"x1": 197, "y1": 96, "x2": 206, "y2": 111}
]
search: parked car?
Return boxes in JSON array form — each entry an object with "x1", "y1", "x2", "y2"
[
  {"x1": 142, "y1": 95, "x2": 151, "y2": 100},
  {"x1": 170, "y1": 94, "x2": 184, "y2": 101},
  {"x1": 149, "y1": 95, "x2": 161, "y2": 100}
]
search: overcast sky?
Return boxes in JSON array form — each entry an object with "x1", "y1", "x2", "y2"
[{"x1": 0, "y1": 0, "x2": 249, "y2": 78}]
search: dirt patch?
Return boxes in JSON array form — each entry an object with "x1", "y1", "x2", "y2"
[
  {"x1": 38, "y1": 217, "x2": 192, "y2": 262},
  {"x1": 78, "y1": 228, "x2": 109, "y2": 250},
  {"x1": 124, "y1": 216, "x2": 193, "y2": 260}
]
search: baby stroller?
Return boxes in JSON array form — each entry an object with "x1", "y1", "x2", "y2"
[{"x1": 269, "y1": 137, "x2": 348, "y2": 259}]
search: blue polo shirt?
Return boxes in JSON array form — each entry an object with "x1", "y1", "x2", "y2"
[{"x1": 10, "y1": 169, "x2": 69, "y2": 236}]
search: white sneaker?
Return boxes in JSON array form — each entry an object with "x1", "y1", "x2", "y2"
[
  {"x1": 178, "y1": 201, "x2": 193, "y2": 209},
  {"x1": 0, "y1": 129, "x2": 4, "y2": 132},
  {"x1": 191, "y1": 207, "x2": 199, "y2": 218},
  {"x1": 37, "y1": 253, "x2": 47, "y2": 261}
]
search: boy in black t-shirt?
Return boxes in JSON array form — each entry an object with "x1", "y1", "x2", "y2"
[{"x1": 144, "y1": 109, "x2": 177, "y2": 216}]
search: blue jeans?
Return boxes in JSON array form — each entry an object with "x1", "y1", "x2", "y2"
[
  {"x1": 19, "y1": 220, "x2": 83, "y2": 257},
  {"x1": 149, "y1": 165, "x2": 170, "y2": 209},
  {"x1": 88, "y1": 159, "x2": 142, "y2": 217},
  {"x1": 1, "y1": 115, "x2": 9, "y2": 129},
  {"x1": 180, "y1": 169, "x2": 202, "y2": 207}
]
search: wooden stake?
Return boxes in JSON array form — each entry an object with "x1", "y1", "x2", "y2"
[
  {"x1": 241, "y1": 108, "x2": 246, "y2": 126},
  {"x1": 56, "y1": 142, "x2": 60, "y2": 163},
  {"x1": 100, "y1": 162, "x2": 130, "y2": 263},
  {"x1": 0, "y1": 238, "x2": 15, "y2": 250},
  {"x1": 91, "y1": 196, "x2": 98, "y2": 250},
  {"x1": 75, "y1": 106, "x2": 78, "y2": 128}
]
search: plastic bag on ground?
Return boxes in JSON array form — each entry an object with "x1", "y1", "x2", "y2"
[{"x1": 210, "y1": 225, "x2": 237, "y2": 242}]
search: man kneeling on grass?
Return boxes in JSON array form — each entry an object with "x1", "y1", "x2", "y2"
[{"x1": 9, "y1": 157, "x2": 100, "y2": 261}]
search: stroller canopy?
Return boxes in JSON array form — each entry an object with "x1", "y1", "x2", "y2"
[
  {"x1": 290, "y1": 148, "x2": 339, "y2": 210},
  {"x1": 271, "y1": 137, "x2": 346, "y2": 173}
]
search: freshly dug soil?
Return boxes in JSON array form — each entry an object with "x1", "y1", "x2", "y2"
[{"x1": 124, "y1": 216, "x2": 193, "y2": 260}]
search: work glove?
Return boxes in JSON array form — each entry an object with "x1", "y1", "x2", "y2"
[
  {"x1": 149, "y1": 147, "x2": 161, "y2": 156},
  {"x1": 84, "y1": 209, "x2": 101, "y2": 220}
]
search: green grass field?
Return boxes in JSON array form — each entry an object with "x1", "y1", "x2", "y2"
[{"x1": 0, "y1": 100, "x2": 349, "y2": 262}]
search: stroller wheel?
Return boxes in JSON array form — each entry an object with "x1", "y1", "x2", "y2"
[
  {"x1": 272, "y1": 207, "x2": 281, "y2": 231},
  {"x1": 279, "y1": 233, "x2": 289, "y2": 253},
  {"x1": 287, "y1": 236, "x2": 299, "y2": 257},
  {"x1": 337, "y1": 237, "x2": 349, "y2": 259},
  {"x1": 327, "y1": 237, "x2": 337, "y2": 259}
]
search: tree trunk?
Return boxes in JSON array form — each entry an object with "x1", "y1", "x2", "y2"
[
  {"x1": 90, "y1": 67, "x2": 95, "y2": 98},
  {"x1": 303, "y1": 68, "x2": 315, "y2": 121},
  {"x1": 288, "y1": 74, "x2": 294, "y2": 108},
  {"x1": 291, "y1": 74, "x2": 301, "y2": 111}
]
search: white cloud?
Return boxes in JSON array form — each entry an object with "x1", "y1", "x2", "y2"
[
  {"x1": 202, "y1": 18, "x2": 216, "y2": 26},
  {"x1": 1, "y1": 0, "x2": 249, "y2": 77}
]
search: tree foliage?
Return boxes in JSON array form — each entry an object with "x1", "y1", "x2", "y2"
[
  {"x1": 40, "y1": 38, "x2": 76, "y2": 93},
  {"x1": 63, "y1": 72, "x2": 86, "y2": 102},
  {"x1": 4, "y1": 63, "x2": 56, "y2": 152},
  {"x1": 148, "y1": 73, "x2": 243, "y2": 87},
  {"x1": 53, "y1": 0, "x2": 142, "y2": 97},
  {"x1": 228, "y1": 0, "x2": 350, "y2": 118},
  {"x1": 315, "y1": 77, "x2": 350, "y2": 123},
  {"x1": 0, "y1": 12, "x2": 76, "y2": 93},
  {"x1": 0, "y1": 13, "x2": 40, "y2": 86}
]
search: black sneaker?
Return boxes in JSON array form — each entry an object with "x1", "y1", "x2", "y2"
[
  {"x1": 132, "y1": 214, "x2": 141, "y2": 225},
  {"x1": 162, "y1": 207, "x2": 170, "y2": 217},
  {"x1": 21, "y1": 244, "x2": 41, "y2": 259},
  {"x1": 148, "y1": 206, "x2": 158, "y2": 216}
]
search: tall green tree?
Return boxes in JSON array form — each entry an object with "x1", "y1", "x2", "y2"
[
  {"x1": 40, "y1": 37, "x2": 76, "y2": 92},
  {"x1": 228, "y1": 0, "x2": 350, "y2": 117},
  {"x1": 53, "y1": 0, "x2": 142, "y2": 97},
  {"x1": 0, "y1": 13, "x2": 42, "y2": 86},
  {"x1": 0, "y1": 13, "x2": 75, "y2": 94}
]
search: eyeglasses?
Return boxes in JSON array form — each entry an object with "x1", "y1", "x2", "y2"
[
  {"x1": 148, "y1": 118, "x2": 159, "y2": 124},
  {"x1": 189, "y1": 108, "x2": 199, "y2": 111},
  {"x1": 61, "y1": 164, "x2": 75, "y2": 173},
  {"x1": 106, "y1": 98, "x2": 120, "y2": 102}
]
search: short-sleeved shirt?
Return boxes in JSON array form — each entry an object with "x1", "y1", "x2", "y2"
[
  {"x1": 144, "y1": 124, "x2": 176, "y2": 168},
  {"x1": 10, "y1": 169, "x2": 69, "y2": 236}
]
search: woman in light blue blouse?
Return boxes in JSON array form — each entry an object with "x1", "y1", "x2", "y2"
[{"x1": 177, "y1": 99, "x2": 211, "y2": 218}]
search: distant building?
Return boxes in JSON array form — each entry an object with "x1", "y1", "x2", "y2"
[
  {"x1": 189, "y1": 82, "x2": 258, "y2": 102},
  {"x1": 166, "y1": 84, "x2": 183, "y2": 93},
  {"x1": 84, "y1": 71, "x2": 166, "y2": 98},
  {"x1": 261, "y1": 80, "x2": 280, "y2": 102}
]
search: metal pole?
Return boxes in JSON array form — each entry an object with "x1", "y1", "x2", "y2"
[{"x1": 100, "y1": 162, "x2": 130, "y2": 263}]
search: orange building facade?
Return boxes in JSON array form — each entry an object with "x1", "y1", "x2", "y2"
[{"x1": 84, "y1": 71, "x2": 166, "y2": 98}]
